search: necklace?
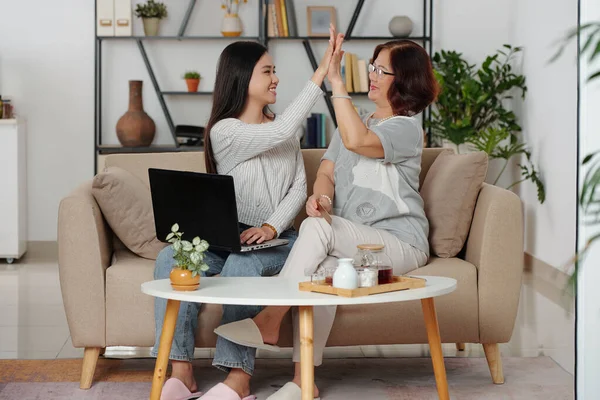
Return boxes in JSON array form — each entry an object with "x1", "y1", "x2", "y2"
[{"x1": 367, "y1": 112, "x2": 399, "y2": 127}]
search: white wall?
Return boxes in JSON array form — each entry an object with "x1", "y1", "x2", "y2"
[
  {"x1": 436, "y1": 0, "x2": 579, "y2": 271},
  {"x1": 0, "y1": 1, "x2": 94, "y2": 241},
  {"x1": 512, "y1": 0, "x2": 578, "y2": 271},
  {"x1": 578, "y1": 0, "x2": 600, "y2": 396}
]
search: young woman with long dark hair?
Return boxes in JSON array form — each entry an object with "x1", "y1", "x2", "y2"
[{"x1": 152, "y1": 28, "x2": 337, "y2": 400}]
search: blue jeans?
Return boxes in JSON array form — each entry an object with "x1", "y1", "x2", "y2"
[{"x1": 151, "y1": 227, "x2": 297, "y2": 376}]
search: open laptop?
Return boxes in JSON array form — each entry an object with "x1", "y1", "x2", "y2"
[{"x1": 148, "y1": 168, "x2": 289, "y2": 253}]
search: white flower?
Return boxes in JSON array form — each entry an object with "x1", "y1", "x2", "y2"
[
  {"x1": 171, "y1": 223, "x2": 179, "y2": 233},
  {"x1": 182, "y1": 241, "x2": 193, "y2": 252},
  {"x1": 193, "y1": 237, "x2": 200, "y2": 246},
  {"x1": 166, "y1": 232, "x2": 174, "y2": 240},
  {"x1": 173, "y1": 241, "x2": 181, "y2": 252}
]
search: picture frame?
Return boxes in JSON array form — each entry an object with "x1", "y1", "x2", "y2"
[{"x1": 306, "y1": 6, "x2": 336, "y2": 37}]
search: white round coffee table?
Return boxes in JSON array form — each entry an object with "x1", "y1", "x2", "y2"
[{"x1": 142, "y1": 275, "x2": 456, "y2": 400}]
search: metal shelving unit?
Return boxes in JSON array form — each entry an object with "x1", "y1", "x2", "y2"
[{"x1": 94, "y1": 0, "x2": 433, "y2": 170}]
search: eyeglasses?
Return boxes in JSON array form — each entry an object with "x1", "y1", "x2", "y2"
[{"x1": 368, "y1": 63, "x2": 394, "y2": 77}]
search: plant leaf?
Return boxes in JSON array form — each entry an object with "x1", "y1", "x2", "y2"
[{"x1": 588, "y1": 70, "x2": 600, "y2": 82}]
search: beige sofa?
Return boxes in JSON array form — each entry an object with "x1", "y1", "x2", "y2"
[{"x1": 58, "y1": 148, "x2": 523, "y2": 389}]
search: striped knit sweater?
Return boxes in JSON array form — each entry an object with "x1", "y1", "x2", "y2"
[{"x1": 210, "y1": 80, "x2": 324, "y2": 236}]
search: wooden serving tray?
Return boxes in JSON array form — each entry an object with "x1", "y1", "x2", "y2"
[{"x1": 298, "y1": 276, "x2": 426, "y2": 298}]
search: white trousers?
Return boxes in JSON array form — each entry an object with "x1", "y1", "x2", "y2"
[{"x1": 278, "y1": 216, "x2": 428, "y2": 366}]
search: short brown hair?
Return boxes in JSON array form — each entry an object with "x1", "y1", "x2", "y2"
[{"x1": 372, "y1": 40, "x2": 439, "y2": 116}]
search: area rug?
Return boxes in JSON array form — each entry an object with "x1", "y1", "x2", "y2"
[{"x1": 0, "y1": 357, "x2": 573, "y2": 399}]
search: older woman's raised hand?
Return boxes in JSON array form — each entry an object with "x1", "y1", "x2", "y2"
[
  {"x1": 312, "y1": 24, "x2": 341, "y2": 85},
  {"x1": 327, "y1": 25, "x2": 345, "y2": 86}
]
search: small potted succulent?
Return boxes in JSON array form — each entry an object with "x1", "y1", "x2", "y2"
[
  {"x1": 183, "y1": 71, "x2": 201, "y2": 92},
  {"x1": 135, "y1": 0, "x2": 168, "y2": 36},
  {"x1": 166, "y1": 224, "x2": 209, "y2": 291}
]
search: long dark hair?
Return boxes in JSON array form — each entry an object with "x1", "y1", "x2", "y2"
[
  {"x1": 372, "y1": 40, "x2": 440, "y2": 116},
  {"x1": 204, "y1": 41, "x2": 271, "y2": 174}
]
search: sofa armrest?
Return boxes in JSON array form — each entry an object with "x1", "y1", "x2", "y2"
[
  {"x1": 58, "y1": 181, "x2": 113, "y2": 348},
  {"x1": 465, "y1": 183, "x2": 524, "y2": 344}
]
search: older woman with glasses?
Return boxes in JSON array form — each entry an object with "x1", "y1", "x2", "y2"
[{"x1": 216, "y1": 32, "x2": 440, "y2": 400}]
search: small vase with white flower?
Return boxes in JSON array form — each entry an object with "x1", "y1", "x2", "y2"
[
  {"x1": 220, "y1": 0, "x2": 247, "y2": 37},
  {"x1": 166, "y1": 223, "x2": 210, "y2": 291}
]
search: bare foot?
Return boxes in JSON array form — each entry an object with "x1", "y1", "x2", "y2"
[
  {"x1": 290, "y1": 378, "x2": 319, "y2": 399},
  {"x1": 223, "y1": 369, "x2": 251, "y2": 398},
  {"x1": 171, "y1": 361, "x2": 198, "y2": 393},
  {"x1": 252, "y1": 313, "x2": 281, "y2": 345}
]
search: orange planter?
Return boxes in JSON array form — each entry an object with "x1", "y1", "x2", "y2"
[
  {"x1": 170, "y1": 268, "x2": 200, "y2": 291},
  {"x1": 185, "y1": 78, "x2": 200, "y2": 92}
]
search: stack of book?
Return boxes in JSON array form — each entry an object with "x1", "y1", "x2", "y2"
[
  {"x1": 303, "y1": 113, "x2": 327, "y2": 149},
  {"x1": 267, "y1": 0, "x2": 298, "y2": 37},
  {"x1": 342, "y1": 53, "x2": 370, "y2": 94}
]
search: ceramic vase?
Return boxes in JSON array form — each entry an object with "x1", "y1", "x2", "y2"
[
  {"x1": 333, "y1": 258, "x2": 359, "y2": 290},
  {"x1": 170, "y1": 268, "x2": 200, "y2": 291},
  {"x1": 116, "y1": 80, "x2": 156, "y2": 147},
  {"x1": 221, "y1": 13, "x2": 242, "y2": 37},
  {"x1": 388, "y1": 16, "x2": 413, "y2": 37}
]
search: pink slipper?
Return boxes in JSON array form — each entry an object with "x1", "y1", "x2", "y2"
[
  {"x1": 160, "y1": 377, "x2": 203, "y2": 400},
  {"x1": 199, "y1": 383, "x2": 256, "y2": 400}
]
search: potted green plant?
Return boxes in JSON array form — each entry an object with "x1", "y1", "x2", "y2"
[
  {"x1": 429, "y1": 45, "x2": 545, "y2": 204},
  {"x1": 166, "y1": 223, "x2": 209, "y2": 291},
  {"x1": 183, "y1": 71, "x2": 201, "y2": 92},
  {"x1": 135, "y1": 0, "x2": 168, "y2": 37}
]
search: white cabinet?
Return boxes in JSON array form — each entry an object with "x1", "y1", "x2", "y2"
[{"x1": 0, "y1": 119, "x2": 27, "y2": 263}]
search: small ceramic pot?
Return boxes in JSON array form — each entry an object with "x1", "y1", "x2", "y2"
[
  {"x1": 185, "y1": 78, "x2": 200, "y2": 92},
  {"x1": 332, "y1": 258, "x2": 359, "y2": 290},
  {"x1": 170, "y1": 268, "x2": 200, "y2": 291},
  {"x1": 143, "y1": 17, "x2": 160, "y2": 36},
  {"x1": 221, "y1": 13, "x2": 242, "y2": 37}
]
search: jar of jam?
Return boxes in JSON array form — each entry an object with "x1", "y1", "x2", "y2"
[{"x1": 355, "y1": 244, "x2": 393, "y2": 285}]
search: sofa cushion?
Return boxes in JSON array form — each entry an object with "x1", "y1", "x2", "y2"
[
  {"x1": 420, "y1": 151, "x2": 488, "y2": 258},
  {"x1": 92, "y1": 167, "x2": 167, "y2": 260}
]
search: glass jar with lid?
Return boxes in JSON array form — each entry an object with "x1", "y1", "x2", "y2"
[
  {"x1": 353, "y1": 245, "x2": 377, "y2": 287},
  {"x1": 354, "y1": 244, "x2": 393, "y2": 285}
]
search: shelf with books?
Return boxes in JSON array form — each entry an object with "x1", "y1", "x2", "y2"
[
  {"x1": 264, "y1": 0, "x2": 434, "y2": 140},
  {"x1": 94, "y1": 0, "x2": 433, "y2": 170}
]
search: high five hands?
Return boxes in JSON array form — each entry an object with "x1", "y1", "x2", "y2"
[{"x1": 314, "y1": 24, "x2": 346, "y2": 85}]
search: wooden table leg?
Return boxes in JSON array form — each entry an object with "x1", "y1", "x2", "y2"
[
  {"x1": 150, "y1": 299, "x2": 181, "y2": 400},
  {"x1": 421, "y1": 297, "x2": 449, "y2": 400},
  {"x1": 299, "y1": 306, "x2": 314, "y2": 400}
]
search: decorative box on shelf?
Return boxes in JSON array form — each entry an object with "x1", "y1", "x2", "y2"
[{"x1": 0, "y1": 119, "x2": 27, "y2": 264}]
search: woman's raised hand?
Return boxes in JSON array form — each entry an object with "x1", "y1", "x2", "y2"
[
  {"x1": 327, "y1": 25, "x2": 345, "y2": 86},
  {"x1": 311, "y1": 24, "x2": 338, "y2": 86}
]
